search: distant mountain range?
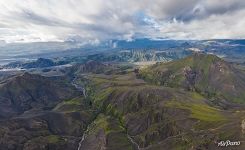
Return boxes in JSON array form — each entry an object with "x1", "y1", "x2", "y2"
[
  {"x1": 1, "y1": 48, "x2": 191, "y2": 70},
  {"x1": 2, "y1": 58, "x2": 68, "y2": 69},
  {"x1": 0, "y1": 39, "x2": 245, "y2": 66}
]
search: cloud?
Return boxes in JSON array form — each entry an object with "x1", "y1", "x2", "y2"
[{"x1": 0, "y1": 0, "x2": 244, "y2": 43}]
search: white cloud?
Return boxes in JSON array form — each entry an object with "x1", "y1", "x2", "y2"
[{"x1": 0, "y1": 0, "x2": 244, "y2": 43}]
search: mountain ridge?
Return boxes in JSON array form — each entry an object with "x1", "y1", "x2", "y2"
[
  {"x1": 139, "y1": 53, "x2": 245, "y2": 104},
  {"x1": 0, "y1": 72, "x2": 80, "y2": 119}
]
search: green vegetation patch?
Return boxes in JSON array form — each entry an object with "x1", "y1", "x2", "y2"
[
  {"x1": 93, "y1": 87, "x2": 114, "y2": 107},
  {"x1": 106, "y1": 104, "x2": 124, "y2": 121},
  {"x1": 191, "y1": 92, "x2": 205, "y2": 101},
  {"x1": 46, "y1": 135, "x2": 62, "y2": 143},
  {"x1": 64, "y1": 97, "x2": 82, "y2": 105},
  {"x1": 85, "y1": 114, "x2": 133, "y2": 150},
  {"x1": 53, "y1": 97, "x2": 85, "y2": 112},
  {"x1": 91, "y1": 76, "x2": 110, "y2": 86},
  {"x1": 165, "y1": 101, "x2": 227, "y2": 122},
  {"x1": 88, "y1": 114, "x2": 125, "y2": 135},
  {"x1": 190, "y1": 104, "x2": 226, "y2": 122},
  {"x1": 165, "y1": 101, "x2": 228, "y2": 130}
]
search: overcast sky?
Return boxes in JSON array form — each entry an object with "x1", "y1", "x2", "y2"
[{"x1": 0, "y1": 0, "x2": 245, "y2": 43}]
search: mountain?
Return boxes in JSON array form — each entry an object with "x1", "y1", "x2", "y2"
[
  {"x1": 0, "y1": 96, "x2": 94, "y2": 150},
  {"x1": 0, "y1": 53, "x2": 244, "y2": 150},
  {"x1": 139, "y1": 53, "x2": 245, "y2": 104},
  {"x1": 77, "y1": 65, "x2": 245, "y2": 150},
  {"x1": 0, "y1": 72, "x2": 79, "y2": 119},
  {"x1": 111, "y1": 39, "x2": 187, "y2": 49},
  {"x1": 3, "y1": 58, "x2": 69, "y2": 69},
  {"x1": 188, "y1": 40, "x2": 245, "y2": 63},
  {"x1": 85, "y1": 49, "x2": 192, "y2": 63},
  {"x1": 112, "y1": 39, "x2": 245, "y2": 63},
  {"x1": 0, "y1": 73, "x2": 95, "y2": 150},
  {"x1": 72, "y1": 60, "x2": 109, "y2": 74},
  {"x1": 67, "y1": 60, "x2": 133, "y2": 76}
]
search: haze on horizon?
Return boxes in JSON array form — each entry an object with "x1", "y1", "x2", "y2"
[{"x1": 0, "y1": 0, "x2": 245, "y2": 43}]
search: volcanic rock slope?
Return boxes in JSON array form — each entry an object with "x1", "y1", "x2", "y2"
[
  {"x1": 0, "y1": 73, "x2": 94, "y2": 150},
  {"x1": 139, "y1": 53, "x2": 245, "y2": 104},
  {"x1": 0, "y1": 54, "x2": 245, "y2": 150},
  {"x1": 0, "y1": 72, "x2": 80, "y2": 119},
  {"x1": 78, "y1": 54, "x2": 245, "y2": 150}
]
